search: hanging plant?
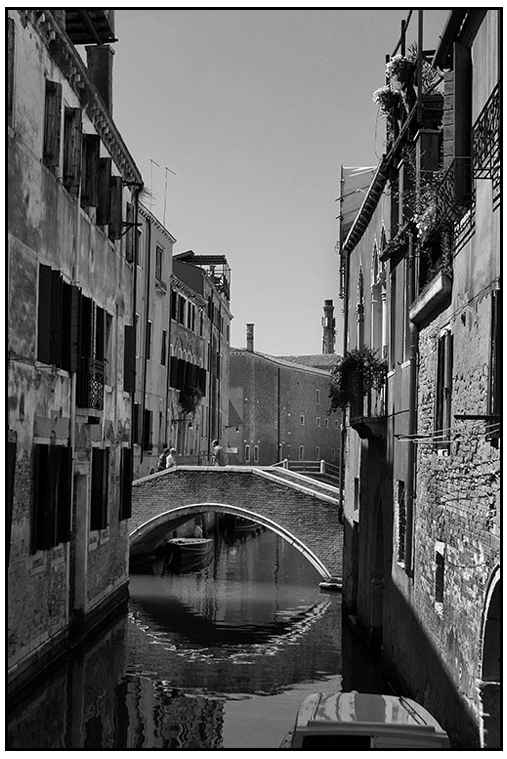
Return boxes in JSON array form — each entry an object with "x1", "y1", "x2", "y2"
[
  {"x1": 373, "y1": 85, "x2": 400, "y2": 118},
  {"x1": 329, "y1": 347, "x2": 387, "y2": 413},
  {"x1": 178, "y1": 386, "x2": 203, "y2": 415},
  {"x1": 385, "y1": 54, "x2": 415, "y2": 83}
]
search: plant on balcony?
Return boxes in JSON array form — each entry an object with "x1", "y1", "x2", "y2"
[
  {"x1": 178, "y1": 385, "x2": 203, "y2": 415},
  {"x1": 328, "y1": 347, "x2": 387, "y2": 413},
  {"x1": 372, "y1": 85, "x2": 400, "y2": 118},
  {"x1": 385, "y1": 54, "x2": 415, "y2": 84}
]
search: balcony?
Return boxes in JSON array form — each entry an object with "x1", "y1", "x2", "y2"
[
  {"x1": 473, "y1": 83, "x2": 500, "y2": 202},
  {"x1": 350, "y1": 383, "x2": 386, "y2": 440},
  {"x1": 77, "y1": 357, "x2": 105, "y2": 413}
]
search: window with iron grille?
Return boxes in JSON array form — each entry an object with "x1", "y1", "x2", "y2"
[{"x1": 396, "y1": 480, "x2": 406, "y2": 564}]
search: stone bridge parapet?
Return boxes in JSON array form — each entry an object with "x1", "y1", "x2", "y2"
[{"x1": 130, "y1": 466, "x2": 343, "y2": 579}]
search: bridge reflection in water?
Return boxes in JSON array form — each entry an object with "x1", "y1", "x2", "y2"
[{"x1": 8, "y1": 529, "x2": 390, "y2": 750}]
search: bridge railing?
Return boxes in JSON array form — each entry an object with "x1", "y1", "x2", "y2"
[{"x1": 273, "y1": 459, "x2": 340, "y2": 479}]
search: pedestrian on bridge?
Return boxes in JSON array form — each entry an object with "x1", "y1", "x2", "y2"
[
  {"x1": 166, "y1": 447, "x2": 177, "y2": 470},
  {"x1": 157, "y1": 448, "x2": 170, "y2": 471},
  {"x1": 212, "y1": 439, "x2": 226, "y2": 466}
]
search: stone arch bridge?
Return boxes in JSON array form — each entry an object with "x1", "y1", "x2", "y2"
[{"x1": 130, "y1": 466, "x2": 343, "y2": 579}]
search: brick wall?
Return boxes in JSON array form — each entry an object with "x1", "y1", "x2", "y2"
[{"x1": 132, "y1": 468, "x2": 343, "y2": 578}]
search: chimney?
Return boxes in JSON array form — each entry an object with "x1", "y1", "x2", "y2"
[
  {"x1": 246, "y1": 323, "x2": 254, "y2": 352},
  {"x1": 322, "y1": 300, "x2": 335, "y2": 354},
  {"x1": 86, "y1": 45, "x2": 115, "y2": 114}
]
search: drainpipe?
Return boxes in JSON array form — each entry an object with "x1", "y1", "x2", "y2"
[
  {"x1": 277, "y1": 367, "x2": 281, "y2": 461},
  {"x1": 131, "y1": 187, "x2": 140, "y2": 458},
  {"x1": 140, "y1": 212, "x2": 151, "y2": 466},
  {"x1": 404, "y1": 230, "x2": 418, "y2": 576}
]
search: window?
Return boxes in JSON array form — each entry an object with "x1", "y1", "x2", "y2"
[
  {"x1": 63, "y1": 106, "x2": 82, "y2": 194},
  {"x1": 161, "y1": 329, "x2": 167, "y2": 366},
  {"x1": 300, "y1": 415, "x2": 305, "y2": 426},
  {"x1": 331, "y1": 447, "x2": 336, "y2": 459},
  {"x1": 299, "y1": 446, "x2": 304, "y2": 460},
  {"x1": 244, "y1": 444, "x2": 250, "y2": 463},
  {"x1": 143, "y1": 409, "x2": 153, "y2": 451},
  {"x1": 324, "y1": 418, "x2": 329, "y2": 429},
  {"x1": 435, "y1": 543, "x2": 445, "y2": 609},
  {"x1": 334, "y1": 420, "x2": 339, "y2": 429},
  {"x1": 32, "y1": 444, "x2": 72, "y2": 551},
  {"x1": 155, "y1": 245, "x2": 163, "y2": 282},
  {"x1": 120, "y1": 448, "x2": 132, "y2": 520},
  {"x1": 133, "y1": 403, "x2": 141, "y2": 444},
  {"x1": 254, "y1": 445, "x2": 259, "y2": 463},
  {"x1": 396, "y1": 480, "x2": 406, "y2": 564},
  {"x1": 90, "y1": 447, "x2": 109, "y2": 531},
  {"x1": 76, "y1": 298, "x2": 107, "y2": 410},
  {"x1": 389, "y1": 269, "x2": 397, "y2": 369},
  {"x1": 43, "y1": 80, "x2": 62, "y2": 170},
  {"x1": 123, "y1": 324, "x2": 136, "y2": 393},
  {"x1": 104, "y1": 313, "x2": 113, "y2": 384},
  {"x1": 315, "y1": 447, "x2": 320, "y2": 460},
  {"x1": 147, "y1": 320, "x2": 153, "y2": 359},
  {"x1": 435, "y1": 329, "x2": 453, "y2": 451},
  {"x1": 316, "y1": 389, "x2": 320, "y2": 405},
  {"x1": 316, "y1": 417, "x2": 321, "y2": 428}
]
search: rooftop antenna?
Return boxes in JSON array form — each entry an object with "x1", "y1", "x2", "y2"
[
  {"x1": 149, "y1": 158, "x2": 160, "y2": 213},
  {"x1": 163, "y1": 166, "x2": 177, "y2": 227}
]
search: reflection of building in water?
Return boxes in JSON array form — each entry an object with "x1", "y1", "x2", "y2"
[
  {"x1": 8, "y1": 614, "x2": 225, "y2": 749},
  {"x1": 125, "y1": 678, "x2": 224, "y2": 749}
]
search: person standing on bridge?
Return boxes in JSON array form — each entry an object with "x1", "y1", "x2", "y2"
[
  {"x1": 212, "y1": 439, "x2": 226, "y2": 466},
  {"x1": 166, "y1": 447, "x2": 177, "y2": 470},
  {"x1": 157, "y1": 448, "x2": 170, "y2": 471}
]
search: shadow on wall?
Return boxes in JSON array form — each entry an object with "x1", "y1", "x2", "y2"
[{"x1": 376, "y1": 579, "x2": 489, "y2": 749}]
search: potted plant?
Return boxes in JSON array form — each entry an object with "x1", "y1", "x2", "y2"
[
  {"x1": 386, "y1": 54, "x2": 416, "y2": 114},
  {"x1": 373, "y1": 85, "x2": 400, "y2": 118},
  {"x1": 329, "y1": 347, "x2": 387, "y2": 414}
]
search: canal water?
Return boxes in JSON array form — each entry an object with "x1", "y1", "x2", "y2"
[{"x1": 8, "y1": 526, "x2": 391, "y2": 750}]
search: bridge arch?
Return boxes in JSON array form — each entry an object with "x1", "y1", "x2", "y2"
[{"x1": 130, "y1": 502, "x2": 331, "y2": 579}]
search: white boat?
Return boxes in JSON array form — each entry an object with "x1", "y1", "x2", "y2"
[{"x1": 280, "y1": 691, "x2": 450, "y2": 749}]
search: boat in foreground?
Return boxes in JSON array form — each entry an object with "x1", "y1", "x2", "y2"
[{"x1": 279, "y1": 691, "x2": 450, "y2": 749}]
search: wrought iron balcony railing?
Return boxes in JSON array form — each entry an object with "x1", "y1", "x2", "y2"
[
  {"x1": 77, "y1": 356, "x2": 105, "y2": 410},
  {"x1": 473, "y1": 83, "x2": 500, "y2": 181}
]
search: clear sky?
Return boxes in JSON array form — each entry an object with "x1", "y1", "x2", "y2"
[{"x1": 112, "y1": 8, "x2": 451, "y2": 356}]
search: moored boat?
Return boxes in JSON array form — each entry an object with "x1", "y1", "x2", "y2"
[
  {"x1": 280, "y1": 691, "x2": 450, "y2": 749},
  {"x1": 166, "y1": 537, "x2": 214, "y2": 573}
]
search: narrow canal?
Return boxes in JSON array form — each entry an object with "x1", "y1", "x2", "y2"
[{"x1": 8, "y1": 525, "x2": 392, "y2": 750}]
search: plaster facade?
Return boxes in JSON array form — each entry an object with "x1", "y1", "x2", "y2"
[{"x1": 7, "y1": 9, "x2": 142, "y2": 697}]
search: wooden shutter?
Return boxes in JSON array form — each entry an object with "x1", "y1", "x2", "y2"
[
  {"x1": 453, "y1": 42, "x2": 472, "y2": 205},
  {"x1": 50, "y1": 270, "x2": 63, "y2": 367},
  {"x1": 108, "y1": 176, "x2": 123, "y2": 240},
  {"x1": 95, "y1": 306, "x2": 105, "y2": 362},
  {"x1": 63, "y1": 107, "x2": 83, "y2": 194},
  {"x1": 97, "y1": 157, "x2": 111, "y2": 225},
  {"x1": 125, "y1": 201, "x2": 135, "y2": 262},
  {"x1": 120, "y1": 448, "x2": 132, "y2": 520},
  {"x1": 56, "y1": 445, "x2": 72, "y2": 543},
  {"x1": 123, "y1": 324, "x2": 136, "y2": 393},
  {"x1": 77, "y1": 295, "x2": 92, "y2": 406},
  {"x1": 91, "y1": 448, "x2": 108, "y2": 530},
  {"x1": 80, "y1": 133, "x2": 100, "y2": 207},
  {"x1": 43, "y1": 80, "x2": 62, "y2": 169},
  {"x1": 69, "y1": 284, "x2": 80, "y2": 372},
  {"x1": 143, "y1": 409, "x2": 153, "y2": 451},
  {"x1": 37, "y1": 264, "x2": 52, "y2": 363}
]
